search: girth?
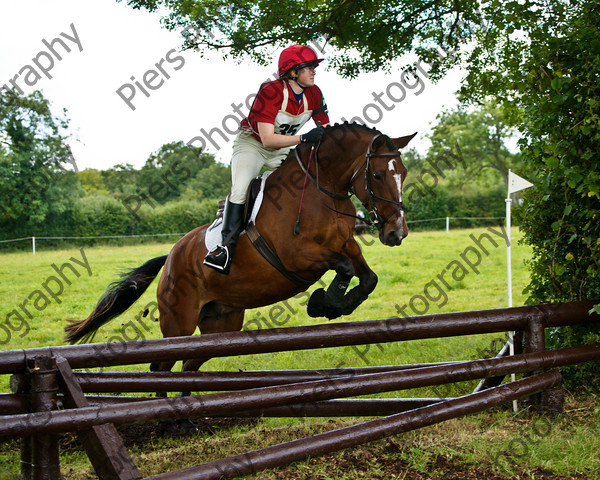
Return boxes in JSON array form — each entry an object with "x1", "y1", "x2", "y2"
[{"x1": 245, "y1": 223, "x2": 313, "y2": 287}]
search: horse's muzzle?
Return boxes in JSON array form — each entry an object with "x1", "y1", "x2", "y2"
[{"x1": 381, "y1": 228, "x2": 407, "y2": 246}]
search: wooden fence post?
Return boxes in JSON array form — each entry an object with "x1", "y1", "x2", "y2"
[
  {"x1": 26, "y1": 355, "x2": 60, "y2": 480},
  {"x1": 523, "y1": 313, "x2": 564, "y2": 413},
  {"x1": 55, "y1": 356, "x2": 142, "y2": 480}
]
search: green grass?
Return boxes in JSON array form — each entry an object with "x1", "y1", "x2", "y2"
[{"x1": 1, "y1": 227, "x2": 598, "y2": 479}]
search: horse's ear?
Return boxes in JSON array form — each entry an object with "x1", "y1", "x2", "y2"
[{"x1": 392, "y1": 132, "x2": 417, "y2": 150}]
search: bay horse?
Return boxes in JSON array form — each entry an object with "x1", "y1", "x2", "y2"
[{"x1": 65, "y1": 123, "x2": 416, "y2": 381}]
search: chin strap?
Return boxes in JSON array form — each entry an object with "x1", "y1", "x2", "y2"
[{"x1": 290, "y1": 76, "x2": 309, "y2": 90}]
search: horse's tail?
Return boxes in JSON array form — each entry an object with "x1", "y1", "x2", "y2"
[{"x1": 64, "y1": 255, "x2": 168, "y2": 344}]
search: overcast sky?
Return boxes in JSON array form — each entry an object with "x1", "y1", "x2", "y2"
[{"x1": 0, "y1": 0, "x2": 463, "y2": 171}]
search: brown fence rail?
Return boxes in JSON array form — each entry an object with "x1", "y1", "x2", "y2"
[
  {"x1": 2, "y1": 343, "x2": 598, "y2": 439},
  {"x1": 0, "y1": 301, "x2": 596, "y2": 374},
  {"x1": 1, "y1": 300, "x2": 598, "y2": 480},
  {"x1": 146, "y1": 371, "x2": 563, "y2": 480}
]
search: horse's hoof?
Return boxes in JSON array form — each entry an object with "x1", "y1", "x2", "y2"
[
  {"x1": 307, "y1": 288, "x2": 341, "y2": 320},
  {"x1": 157, "y1": 419, "x2": 198, "y2": 435}
]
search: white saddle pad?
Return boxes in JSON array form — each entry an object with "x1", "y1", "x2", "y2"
[{"x1": 205, "y1": 171, "x2": 271, "y2": 252}]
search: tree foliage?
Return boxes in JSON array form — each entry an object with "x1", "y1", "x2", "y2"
[
  {"x1": 456, "y1": 0, "x2": 599, "y2": 387},
  {"x1": 94, "y1": 141, "x2": 225, "y2": 202},
  {"x1": 399, "y1": 105, "x2": 512, "y2": 232},
  {"x1": 0, "y1": 89, "x2": 81, "y2": 230},
  {"x1": 121, "y1": 0, "x2": 488, "y2": 78},
  {"x1": 427, "y1": 102, "x2": 522, "y2": 188},
  {"x1": 0, "y1": 89, "x2": 230, "y2": 245},
  {"x1": 137, "y1": 141, "x2": 214, "y2": 201},
  {"x1": 510, "y1": 2, "x2": 600, "y2": 386},
  {"x1": 516, "y1": 2, "x2": 600, "y2": 308},
  {"x1": 78, "y1": 169, "x2": 110, "y2": 196},
  {"x1": 183, "y1": 163, "x2": 232, "y2": 202}
]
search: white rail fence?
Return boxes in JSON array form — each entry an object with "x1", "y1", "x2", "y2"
[{"x1": 0, "y1": 233, "x2": 186, "y2": 255}]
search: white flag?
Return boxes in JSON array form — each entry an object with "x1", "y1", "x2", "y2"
[{"x1": 508, "y1": 170, "x2": 533, "y2": 194}]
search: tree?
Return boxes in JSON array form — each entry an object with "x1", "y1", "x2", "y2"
[
  {"x1": 182, "y1": 162, "x2": 231, "y2": 201},
  {"x1": 120, "y1": 0, "x2": 488, "y2": 78},
  {"x1": 100, "y1": 163, "x2": 139, "y2": 197},
  {"x1": 137, "y1": 141, "x2": 214, "y2": 202},
  {"x1": 512, "y1": 2, "x2": 600, "y2": 386},
  {"x1": 0, "y1": 89, "x2": 81, "y2": 234},
  {"x1": 427, "y1": 102, "x2": 522, "y2": 189},
  {"x1": 516, "y1": 3, "x2": 600, "y2": 302},
  {"x1": 78, "y1": 169, "x2": 110, "y2": 196}
]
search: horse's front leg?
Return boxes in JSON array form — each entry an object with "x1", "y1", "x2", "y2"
[
  {"x1": 337, "y1": 237, "x2": 378, "y2": 315},
  {"x1": 307, "y1": 237, "x2": 377, "y2": 319},
  {"x1": 307, "y1": 253, "x2": 355, "y2": 319},
  {"x1": 307, "y1": 238, "x2": 377, "y2": 320}
]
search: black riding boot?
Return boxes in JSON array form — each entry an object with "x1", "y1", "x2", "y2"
[{"x1": 203, "y1": 200, "x2": 245, "y2": 274}]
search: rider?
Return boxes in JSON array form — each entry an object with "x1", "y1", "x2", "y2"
[{"x1": 204, "y1": 44, "x2": 330, "y2": 274}]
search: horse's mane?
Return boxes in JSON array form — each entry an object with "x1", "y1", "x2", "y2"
[
  {"x1": 320, "y1": 121, "x2": 383, "y2": 142},
  {"x1": 287, "y1": 121, "x2": 396, "y2": 165},
  {"x1": 327, "y1": 122, "x2": 397, "y2": 151},
  {"x1": 326, "y1": 121, "x2": 380, "y2": 134}
]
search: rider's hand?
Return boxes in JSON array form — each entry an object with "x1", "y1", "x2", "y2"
[{"x1": 300, "y1": 126, "x2": 324, "y2": 144}]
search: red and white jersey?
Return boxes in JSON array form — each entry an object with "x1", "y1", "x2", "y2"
[{"x1": 241, "y1": 80, "x2": 329, "y2": 143}]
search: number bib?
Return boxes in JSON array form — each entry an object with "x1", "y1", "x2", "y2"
[{"x1": 274, "y1": 84, "x2": 313, "y2": 136}]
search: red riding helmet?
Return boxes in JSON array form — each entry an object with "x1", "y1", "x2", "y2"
[{"x1": 278, "y1": 45, "x2": 324, "y2": 77}]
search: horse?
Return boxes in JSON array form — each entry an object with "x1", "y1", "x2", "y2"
[{"x1": 65, "y1": 122, "x2": 416, "y2": 384}]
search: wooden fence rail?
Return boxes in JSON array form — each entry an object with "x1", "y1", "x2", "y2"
[{"x1": 0, "y1": 300, "x2": 598, "y2": 480}]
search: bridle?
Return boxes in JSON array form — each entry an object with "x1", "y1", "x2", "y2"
[
  {"x1": 352, "y1": 133, "x2": 407, "y2": 229},
  {"x1": 295, "y1": 133, "x2": 406, "y2": 231}
]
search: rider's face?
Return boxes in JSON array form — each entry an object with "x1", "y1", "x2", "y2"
[{"x1": 295, "y1": 66, "x2": 316, "y2": 87}]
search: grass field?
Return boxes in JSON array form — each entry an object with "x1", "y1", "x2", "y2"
[{"x1": 1, "y1": 227, "x2": 599, "y2": 479}]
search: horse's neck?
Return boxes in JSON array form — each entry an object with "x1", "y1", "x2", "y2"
[
  {"x1": 314, "y1": 141, "x2": 367, "y2": 195},
  {"x1": 275, "y1": 133, "x2": 369, "y2": 197}
]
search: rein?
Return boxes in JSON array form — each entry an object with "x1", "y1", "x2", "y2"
[{"x1": 294, "y1": 133, "x2": 405, "y2": 232}]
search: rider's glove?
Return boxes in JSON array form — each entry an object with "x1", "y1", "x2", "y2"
[{"x1": 300, "y1": 126, "x2": 324, "y2": 144}]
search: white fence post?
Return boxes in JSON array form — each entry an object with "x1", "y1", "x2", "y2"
[
  {"x1": 446, "y1": 217, "x2": 450, "y2": 233},
  {"x1": 32, "y1": 236, "x2": 36, "y2": 255}
]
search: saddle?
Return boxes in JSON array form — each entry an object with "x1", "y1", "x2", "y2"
[{"x1": 207, "y1": 172, "x2": 312, "y2": 287}]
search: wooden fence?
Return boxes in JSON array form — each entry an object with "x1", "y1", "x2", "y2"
[{"x1": 0, "y1": 300, "x2": 598, "y2": 479}]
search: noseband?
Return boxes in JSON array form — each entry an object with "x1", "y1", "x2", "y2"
[{"x1": 295, "y1": 133, "x2": 405, "y2": 230}]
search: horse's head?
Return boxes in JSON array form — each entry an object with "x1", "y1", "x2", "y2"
[
  {"x1": 351, "y1": 131, "x2": 417, "y2": 246},
  {"x1": 299, "y1": 124, "x2": 416, "y2": 247}
]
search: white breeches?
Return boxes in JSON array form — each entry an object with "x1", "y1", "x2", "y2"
[{"x1": 229, "y1": 130, "x2": 292, "y2": 204}]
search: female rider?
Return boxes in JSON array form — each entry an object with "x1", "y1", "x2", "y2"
[{"x1": 204, "y1": 44, "x2": 330, "y2": 274}]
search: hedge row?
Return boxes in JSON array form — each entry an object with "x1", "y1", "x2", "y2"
[
  {"x1": 404, "y1": 183, "x2": 506, "y2": 230},
  {"x1": 1, "y1": 184, "x2": 507, "y2": 251},
  {"x1": 1, "y1": 195, "x2": 220, "y2": 250}
]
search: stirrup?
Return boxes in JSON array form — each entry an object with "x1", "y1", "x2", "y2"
[{"x1": 203, "y1": 246, "x2": 232, "y2": 274}]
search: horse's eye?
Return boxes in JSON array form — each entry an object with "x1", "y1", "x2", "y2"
[{"x1": 373, "y1": 173, "x2": 384, "y2": 182}]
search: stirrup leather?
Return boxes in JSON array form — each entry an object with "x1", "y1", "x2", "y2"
[{"x1": 203, "y1": 200, "x2": 245, "y2": 274}]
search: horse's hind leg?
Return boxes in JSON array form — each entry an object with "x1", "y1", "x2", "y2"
[
  {"x1": 178, "y1": 306, "x2": 245, "y2": 396},
  {"x1": 151, "y1": 300, "x2": 204, "y2": 434},
  {"x1": 155, "y1": 309, "x2": 244, "y2": 434},
  {"x1": 150, "y1": 293, "x2": 203, "y2": 397}
]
